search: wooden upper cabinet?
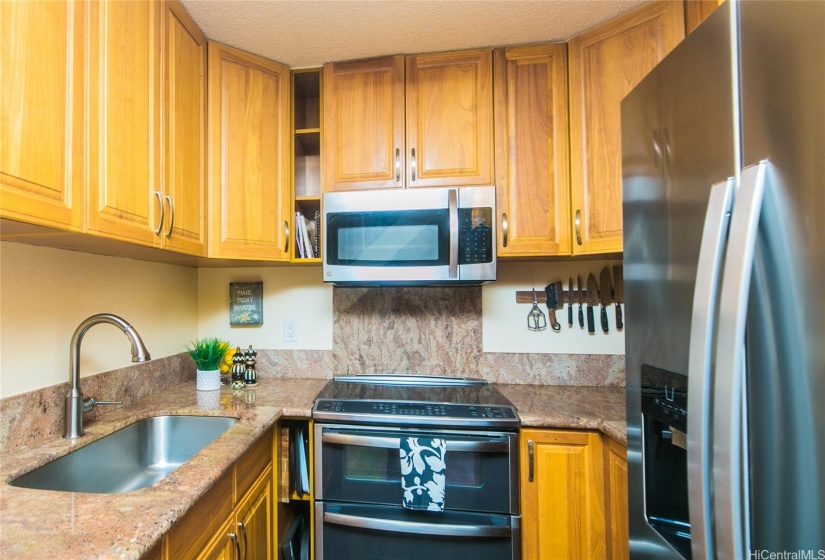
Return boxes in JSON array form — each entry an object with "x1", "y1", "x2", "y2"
[
  {"x1": 0, "y1": 0, "x2": 85, "y2": 231},
  {"x1": 324, "y1": 56, "x2": 405, "y2": 191},
  {"x1": 494, "y1": 44, "x2": 570, "y2": 257},
  {"x1": 86, "y1": 0, "x2": 162, "y2": 246},
  {"x1": 406, "y1": 49, "x2": 494, "y2": 188},
  {"x1": 569, "y1": 1, "x2": 684, "y2": 255},
  {"x1": 208, "y1": 42, "x2": 291, "y2": 260},
  {"x1": 521, "y1": 429, "x2": 607, "y2": 559},
  {"x1": 162, "y1": 0, "x2": 207, "y2": 256},
  {"x1": 324, "y1": 49, "x2": 493, "y2": 191}
]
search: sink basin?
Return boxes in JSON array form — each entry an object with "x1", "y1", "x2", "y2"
[{"x1": 9, "y1": 415, "x2": 238, "y2": 493}]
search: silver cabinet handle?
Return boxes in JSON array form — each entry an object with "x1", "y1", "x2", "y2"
[
  {"x1": 527, "y1": 439, "x2": 534, "y2": 482},
  {"x1": 687, "y1": 177, "x2": 734, "y2": 560},
  {"x1": 153, "y1": 191, "x2": 164, "y2": 235},
  {"x1": 410, "y1": 148, "x2": 417, "y2": 182},
  {"x1": 395, "y1": 148, "x2": 401, "y2": 183},
  {"x1": 501, "y1": 213, "x2": 509, "y2": 248},
  {"x1": 229, "y1": 532, "x2": 241, "y2": 560},
  {"x1": 574, "y1": 209, "x2": 582, "y2": 245},
  {"x1": 713, "y1": 161, "x2": 769, "y2": 560},
  {"x1": 238, "y1": 522, "x2": 247, "y2": 560},
  {"x1": 448, "y1": 189, "x2": 458, "y2": 279},
  {"x1": 164, "y1": 195, "x2": 174, "y2": 238},
  {"x1": 284, "y1": 221, "x2": 290, "y2": 254},
  {"x1": 324, "y1": 511, "x2": 512, "y2": 539},
  {"x1": 322, "y1": 431, "x2": 508, "y2": 453}
]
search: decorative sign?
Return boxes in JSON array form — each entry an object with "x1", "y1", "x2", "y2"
[{"x1": 229, "y1": 282, "x2": 263, "y2": 326}]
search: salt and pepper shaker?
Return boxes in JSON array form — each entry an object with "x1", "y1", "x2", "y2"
[
  {"x1": 244, "y1": 345, "x2": 257, "y2": 386},
  {"x1": 230, "y1": 347, "x2": 246, "y2": 390}
]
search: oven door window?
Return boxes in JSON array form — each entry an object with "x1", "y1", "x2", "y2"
[
  {"x1": 326, "y1": 210, "x2": 449, "y2": 267},
  {"x1": 318, "y1": 502, "x2": 517, "y2": 560},
  {"x1": 319, "y1": 428, "x2": 515, "y2": 514}
]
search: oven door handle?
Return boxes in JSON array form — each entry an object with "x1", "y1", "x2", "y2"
[
  {"x1": 322, "y1": 432, "x2": 508, "y2": 453},
  {"x1": 324, "y1": 511, "x2": 512, "y2": 538}
]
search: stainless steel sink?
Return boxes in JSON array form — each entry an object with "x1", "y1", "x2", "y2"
[{"x1": 9, "y1": 415, "x2": 238, "y2": 493}]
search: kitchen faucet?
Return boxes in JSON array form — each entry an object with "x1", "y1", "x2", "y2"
[{"x1": 64, "y1": 313, "x2": 151, "y2": 439}]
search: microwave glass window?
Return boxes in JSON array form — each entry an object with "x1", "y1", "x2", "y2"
[
  {"x1": 344, "y1": 446, "x2": 483, "y2": 488},
  {"x1": 459, "y1": 207, "x2": 493, "y2": 264},
  {"x1": 339, "y1": 224, "x2": 438, "y2": 262},
  {"x1": 326, "y1": 210, "x2": 450, "y2": 266}
]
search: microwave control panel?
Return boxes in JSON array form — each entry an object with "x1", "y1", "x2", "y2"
[{"x1": 459, "y1": 208, "x2": 493, "y2": 264}]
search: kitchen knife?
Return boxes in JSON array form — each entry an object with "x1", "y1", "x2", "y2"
[
  {"x1": 599, "y1": 267, "x2": 612, "y2": 333},
  {"x1": 544, "y1": 282, "x2": 562, "y2": 332},
  {"x1": 567, "y1": 277, "x2": 574, "y2": 327},
  {"x1": 586, "y1": 274, "x2": 598, "y2": 334},
  {"x1": 577, "y1": 275, "x2": 585, "y2": 328},
  {"x1": 613, "y1": 265, "x2": 624, "y2": 330}
]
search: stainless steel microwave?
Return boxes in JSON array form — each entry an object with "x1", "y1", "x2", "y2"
[{"x1": 322, "y1": 186, "x2": 496, "y2": 285}]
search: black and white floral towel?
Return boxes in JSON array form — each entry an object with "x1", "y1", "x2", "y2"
[{"x1": 400, "y1": 437, "x2": 447, "y2": 511}]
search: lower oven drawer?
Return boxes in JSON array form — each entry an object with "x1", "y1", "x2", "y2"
[
  {"x1": 315, "y1": 502, "x2": 521, "y2": 560},
  {"x1": 314, "y1": 424, "x2": 519, "y2": 514}
]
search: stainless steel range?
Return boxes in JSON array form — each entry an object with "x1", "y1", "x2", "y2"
[{"x1": 312, "y1": 375, "x2": 521, "y2": 560}]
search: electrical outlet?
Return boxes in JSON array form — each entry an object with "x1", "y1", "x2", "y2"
[{"x1": 283, "y1": 319, "x2": 298, "y2": 342}]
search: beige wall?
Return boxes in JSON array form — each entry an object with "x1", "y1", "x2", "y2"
[
  {"x1": 197, "y1": 266, "x2": 333, "y2": 351},
  {"x1": 0, "y1": 242, "x2": 199, "y2": 398}
]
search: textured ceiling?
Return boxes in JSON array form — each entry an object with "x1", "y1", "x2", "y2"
[{"x1": 179, "y1": 0, "x2": 651, "y2": 68}]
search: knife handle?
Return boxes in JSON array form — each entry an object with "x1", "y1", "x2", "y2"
[
  {"x1": 548, "y1": 309, "x2": 561, "y2": 332},
  {"x1": 615, "y1": 303, "x2": 623, "y2": 330},
  {"x1": 587, "y1": 305, "x2": 595, "y2": 333},
  {"x1": 567, "y1": 303, "x2": 573, "y2": 327},
  {"x1": 601, "y1": 305, "x2": 609, "y2": 333},
  {"x1": 578, "y1": 304, "x2": 584, "y2": 328}
]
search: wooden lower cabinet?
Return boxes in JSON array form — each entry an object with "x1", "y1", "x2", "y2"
[
  {"x1": 520, "y1": 429, "x2": 628, "y2": 559},
  {"x1": 164, "y1": 428, "x2": 274, "y2": 560},
  {"x1": 197, "y1": 466, "x2": 273, "y2": 560},
  {"x1": 606, "y1": 438, "x2": 629, "y2": 560}
]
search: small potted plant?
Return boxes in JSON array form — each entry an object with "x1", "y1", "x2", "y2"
[{"x1": 185, "y1": 337, "x2": 230, "y2": 391}]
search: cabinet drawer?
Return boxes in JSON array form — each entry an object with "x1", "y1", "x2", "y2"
[{"x1": 166, "y1": 470, "x2": 233, "y2": 559}]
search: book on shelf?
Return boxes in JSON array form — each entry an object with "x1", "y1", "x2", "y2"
[{"x1": 294, "y1": 212, "x2": 316, "y2": 259}]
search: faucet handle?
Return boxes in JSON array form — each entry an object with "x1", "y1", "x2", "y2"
[{"x1": 82, "y1": 397, "x2": 123, "y2": 413}]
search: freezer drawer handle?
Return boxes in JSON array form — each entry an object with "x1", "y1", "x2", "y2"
[
  {"x1": 324, "y1": 511, "x2": 512, "y2": 538},
  {"x1": 322, "y1": 432, "x2": 508, "y2": 453}
]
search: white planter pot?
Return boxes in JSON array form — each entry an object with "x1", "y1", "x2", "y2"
[{"x1": 196, "y1": 369, "x2": 221, "y2": 391}]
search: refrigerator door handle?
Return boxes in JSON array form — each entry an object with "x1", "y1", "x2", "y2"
[
  {"x1": 687, "y1": 177, "x2": 735, "y2": 560},
  {"x1": 713, "y1": 161, "x2": 769, "y2": 560}
]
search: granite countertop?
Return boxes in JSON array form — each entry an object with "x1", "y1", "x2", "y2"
[
  {"x1": 497, "y1": 384, "x2": 627, "y2": 445},
  {"x1": 0, "y1": 378, "x2": 626, "y2": 560},
  {"x1": 0, "y1": 378, "x2": 328, "y2": 560}
]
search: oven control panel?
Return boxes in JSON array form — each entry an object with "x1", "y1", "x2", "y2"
[{"x1": 313, "y1": 399, "x2": 519, "y2": 428}]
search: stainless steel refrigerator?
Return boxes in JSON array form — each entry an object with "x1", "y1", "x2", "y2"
[{"x1": 622, "y1": 1, "x2": 825, "y2": 558}]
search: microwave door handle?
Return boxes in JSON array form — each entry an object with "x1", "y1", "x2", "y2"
[
  {"x1": 322, "y1": 432, "x2": 508, "y2": 453},
  {"x1": 449, "y1": 189, "x2": 458, "y2": 279},
  {"x1": 324, "y1": 511, "x2": 512, "y2": 539}
]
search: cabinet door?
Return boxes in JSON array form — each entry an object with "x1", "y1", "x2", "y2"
[
  {"x1": 606, "y1": 438, "x2": 629, "y2": 560},
  {"x1": 685, "y1": 0, "x2": 723, "y2": 35},
  {"x1": 323, "y1": 56, "x2": 405, "y2": 191},
  {"x1": 406, "y1": 49, "x2": 494, "y2": 188},
  {"x1": 162, "y1": 0, "x2": 207, "y2": 256},
  {"x1": 195, "y1": 517, "x2": 238, "y2": 560},
  {"x1": 494, "y1": 44, "x2": 570, "y2": 257},
  {"x1": 521, "y1": 429, "x2": 607, "y2": 559},
  {"x1": 237, "y1": 467, "x2": 273, "y2": 560},
  {"x1": 208, "y1": 42, "x2": 291, "y2": 260},
  {"x1": 569, "y1": 1, "x2": 684, "y2": 255},
  {"x1": 86, "y1": 0, "x2": 162, "y2": 246},
  {"x1": 1, "y1": 0, "x2": 84, "y2": 231}
]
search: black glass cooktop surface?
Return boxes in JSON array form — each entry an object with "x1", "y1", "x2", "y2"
[{"x1": 312, "y1": 375, "x2": 519, "y2": 428}]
